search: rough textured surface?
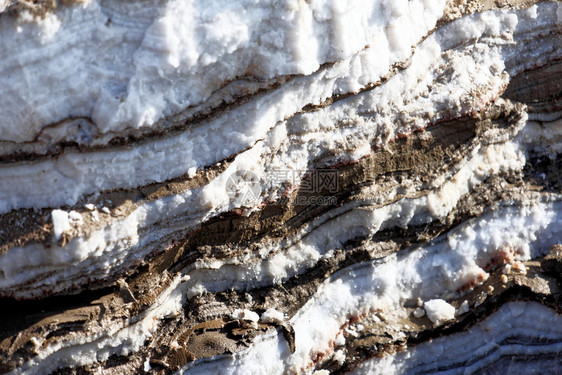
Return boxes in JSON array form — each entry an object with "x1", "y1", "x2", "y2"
[{"x1": 0, "y1": 0, "x2": 560, "y2": 374}]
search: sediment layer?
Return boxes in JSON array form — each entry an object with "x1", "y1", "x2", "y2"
[{"x1": 0, "y1": 1, "x2": 560, "y2": 374}]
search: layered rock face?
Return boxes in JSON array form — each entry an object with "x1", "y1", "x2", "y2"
[{"x1": 0, "y1": 0, "x2": 561, "y2": 374}]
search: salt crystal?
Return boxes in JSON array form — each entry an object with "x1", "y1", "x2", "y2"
[
  {"x1": 231, "y1": 309, "x2": 259, "y2": 323},
  {"x1": 424, "y1": 299, "x2": 456, "y2": 326},
  {"x1": 188, "y1": 167, "x2": 197, "y2": 178},
  {"x1": 260, "y1": 308, "x2": 285, "y2": 324},
  {"x1": 68, "y1": 210, "x2": 83, "y2": 225},
  {"x1": 51, "y1": 210, "x2": 70, "y2": 240},
  {"x1": 413, "y1": 307, "x2": 425, "y2": 318}
]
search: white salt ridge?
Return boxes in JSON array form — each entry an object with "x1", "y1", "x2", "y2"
[
  {"x1": 0, "y1": 0, "x2": 445, "y2": 143},
  {"x1": 0, "y1": 2, "x2": 559, "y2": 215},
  {"x1": 519, "y1": 119, "x2": 562, "y2": 157},
  {"x1": 2, "y1": 3, "x2": 561, "y2": 372},
  {"x1": 0, "y1": 0, "x2": 448, "y2": 214}
]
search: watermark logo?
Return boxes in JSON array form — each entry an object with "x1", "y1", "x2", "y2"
[
  {"x1": 225, "y1": 169, "x2": 339, "y2": 207},
  {"x1": 225, "y1": 170, "x2": 261, "y2": 206},
  {"x1": 147, "y1": 54, "x2": 191, "y2": 99}
]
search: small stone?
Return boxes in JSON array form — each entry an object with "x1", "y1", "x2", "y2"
[
  {"x1": 376, "y1": 312, "x2": 387, "y2": 322},
  {"x1": 29, "y1": 337, "x2": 40, "y2": 348},
  {"x1": 143, "y1": 358, "x2": 152, "y2": 372},
  {"x1": 413, "y1": 307, "x2": 425, "y2": 318},
  {"x1": 474, "y1": 293, "x2": 487, "y2": 308},
  {"x1": 541, "y1": 244, "x2": 562, "y2": 275},
  {"x1": 245, "y1": 293, "x2": 253, "y2": 303},
  {"x1": 512, "y1": 261, "x2": 527, "y2": 275},
  {"x1": 502, "y1": 264, "x2": 512, "y2": 274},
  {"x1": 345, "y1": 327, "x2": 358, "y2": 337},
  {"x1": 457, "y1": 300, "x2": 469, "y2": 316}
]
